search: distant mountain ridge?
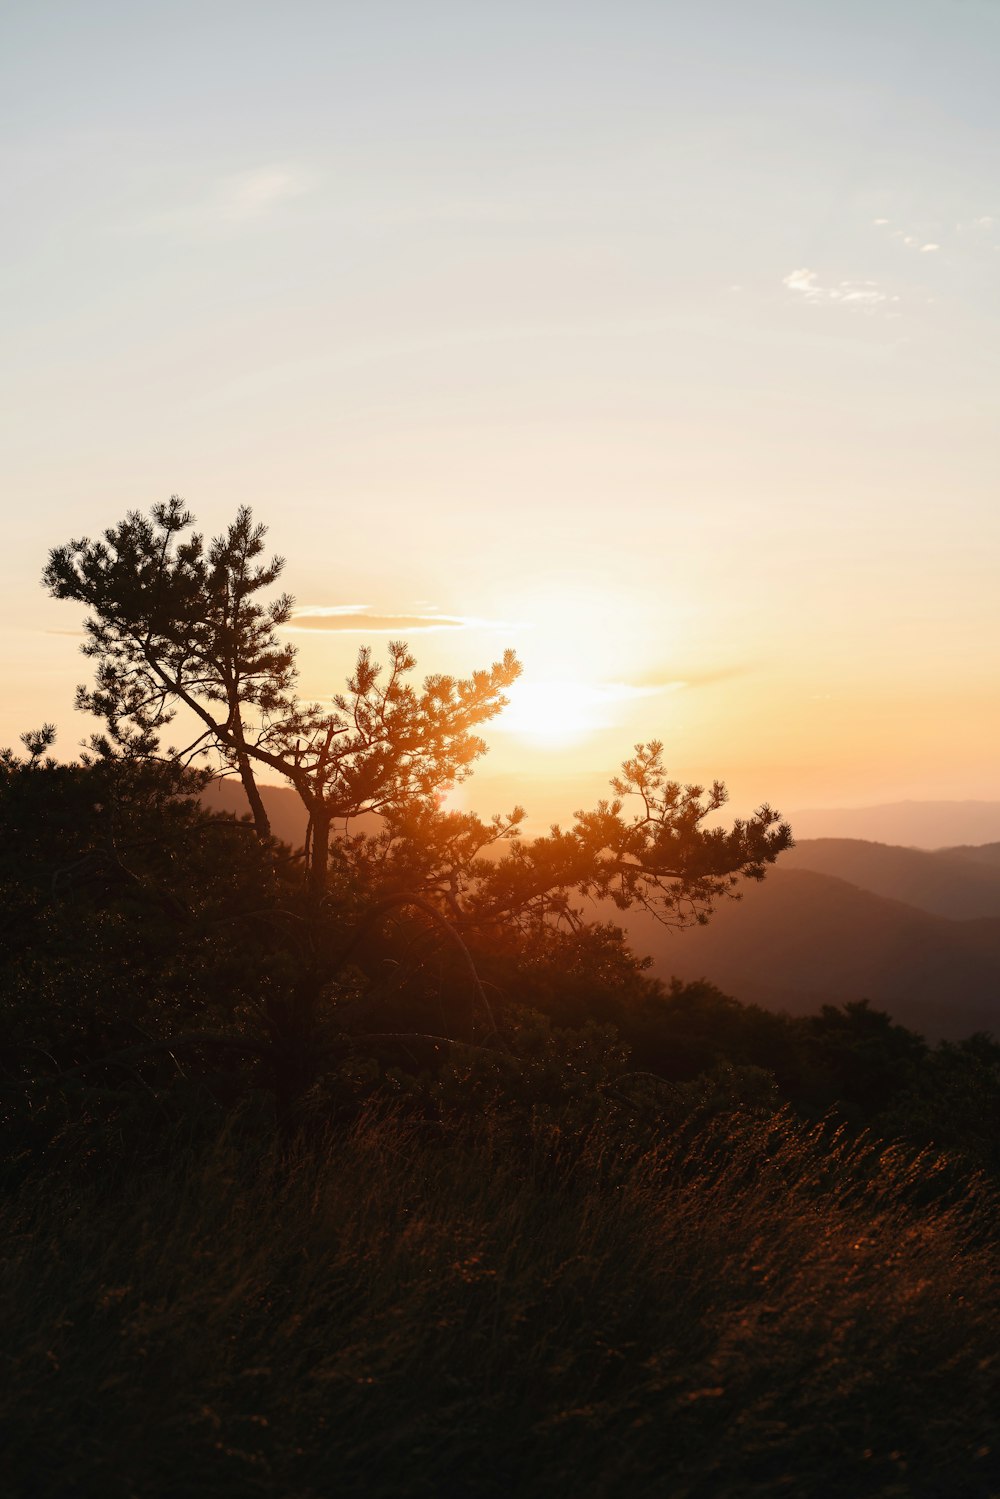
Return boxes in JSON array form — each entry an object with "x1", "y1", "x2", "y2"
[
  {"x1": 941, "y1": 843, "x2": 1000, "y2": 868},
  {"x1": 788, "y1": 800, "x2": 1000, "y2": 847},
  {"x1": 201, "y1": 777, "x2": 308, "y2": 848},
  {"x1": 625, "y1": 862, "x2": 1000, "y2": 1042},
  {"x1": 778, "y1": 838, "x2": 1000, "y2": 920}
]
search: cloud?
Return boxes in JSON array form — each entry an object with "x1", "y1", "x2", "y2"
[
  {"x1": 634, "y1": 665, "x2": 745, "y2": 691},
  {"x1": 216, "y1": 165, "x2": 312, "y2": 223},
  {"x1": 594, "y1": 682, "x2": 679, "y2": 703},
  {"x1": 874, "y1": 218, "x2": 945, "y2": 250},
  {"x1": 285, "y1": 605, "x2": 520, "y2": 634},
  {"x1": 783, "y1": 268, "x2": 822, "y2": 296},
  {"x1": 952, "y1": 216, "x2": 999, "y2": 247},
  {"x1": 133, "y1": 163, "x2": 313, "y2": 234},
  {"x1": 877, "y1": 218, "x2": 949, "y2": 254},
  {"x1": 782, "y1": 268, "x2": 895, "y2": 307}
]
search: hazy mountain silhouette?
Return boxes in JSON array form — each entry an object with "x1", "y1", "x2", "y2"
[
  {"x1": 624, "y1": 869, "x2": 1000, "y2": 1040},
  {"x1": 780, "y1": 838, "x2": 1000, "y2": 919},
  {"x1": 941, "y1": 842, "x2": 1000, "y2": 868},
  {"x1": 201, "y1": 777, "x2": 309, "y2": 847},
  {"x1": 789, "y1": 801, "x2": 1000, "y2": 847}
]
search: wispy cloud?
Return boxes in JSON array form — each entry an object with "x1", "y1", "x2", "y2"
[
  {"x1": 898, "y1": 235, "x2": 938, "y2": 251},
  {"x1": 633, "y1": 665, "x2": 745, "y2": 691},
  {"x1": 873, "y1": 219, "x2": 945, "y2": 254},
  {"x1": 782, "y1": 268, "x2": 896, "y2": 307},
  {"x1": 953, "y1": 215, "x2": 999, "y2": 246},
  {"x1": 215, "y1": 165, "x2": 312, "y2": 222},
  {"x1": 286, "y1": 605, "x2": 520, "y2": 634},
  {"x1": 133, "y1": 163, "x2": 313, "y2": 234},
  {"x1": 876, "y1": 211, "x2": 1000, "y2": 254}
]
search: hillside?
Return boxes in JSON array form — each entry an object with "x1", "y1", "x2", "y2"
[
  {"x1": 201, "y1": 777, "x2": 309, "y2": 848},
  {"x1": 623, "y1": 868, "x2": 1000, "y2": 1040},
  {"x1": 780, "y1": 837, "x2": 1000, "y2": 919},
  {"x1": 941, "y1": 842, "x2": 1000, "y2": 869}
]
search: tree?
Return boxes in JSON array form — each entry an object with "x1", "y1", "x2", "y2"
[
  {"x1": 44, "y1": 499, "x2": 520, "y2": 890},
  {"x1": 44, "y1": 498, "x2": 791, "y2": 921},
  {"x1": 44, "y1": 500, "x2": 294, "y2": 840},
  {"x1": 330, "y1": 742, "x2": 791, "y2": 939}
]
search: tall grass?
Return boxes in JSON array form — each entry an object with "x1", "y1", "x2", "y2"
[{"x1": 2, "y1": 1107, "x2": 998, "y2": 1498}]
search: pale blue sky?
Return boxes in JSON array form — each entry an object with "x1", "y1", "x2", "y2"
[{"x1": 3, "y1": 1, "x2": 999, "y2": 820}]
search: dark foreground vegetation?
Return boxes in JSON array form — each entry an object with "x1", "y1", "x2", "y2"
[
  {"x1": 4, "y1": 752, "x2": 999, "y2": 1498},
  {"x1": 4, "y1": 1105, "x2": 998, "y2": 1499},
  {"x1": 2, "y1": 502, "x2": 998, "y2": 1496}
]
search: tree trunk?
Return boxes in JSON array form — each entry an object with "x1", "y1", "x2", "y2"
[
  {"x1": 236, "y1": 751, "x2": 271, "y2": 841},
  {"x1": 309, "y1": 806, "x2": 331, "y2": 892}
]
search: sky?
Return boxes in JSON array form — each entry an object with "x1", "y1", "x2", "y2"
[{"x1": 3, "y1": 0, "x2": 999, "y2": 834}]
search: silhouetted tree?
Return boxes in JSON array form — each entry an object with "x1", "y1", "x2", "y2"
[
  {"x1": 329, "y1": 743, "x2": 792, "y2": 949},
  {"x1": 44, "y1": 500, "x2": 519, "y2": 890},
  {"x1": 44, "y1": 498, "x2": 791, "y2": 926}
]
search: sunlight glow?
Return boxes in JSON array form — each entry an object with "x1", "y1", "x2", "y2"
[{"x1": 496, "y1": 679, "x2": 666, "y2": 749}]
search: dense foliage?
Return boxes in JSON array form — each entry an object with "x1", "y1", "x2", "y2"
[{"x1": 2, "y1": 746, "x2": 997, "y2": 1182}]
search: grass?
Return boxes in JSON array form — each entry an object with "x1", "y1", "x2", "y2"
[{"x1": 2, "y1": 1105, "x2": 998, "y2": 1498}]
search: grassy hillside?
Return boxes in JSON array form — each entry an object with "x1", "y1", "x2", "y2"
[{"x1": 4, "y1": 1107, "x2": 998, "y2": 1499}]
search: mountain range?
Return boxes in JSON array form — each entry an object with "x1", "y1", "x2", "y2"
[
  {"x1": 627, "y1": 858, "x2": 1000, "y2": 1042},
  {"x1": 787, "y1": 800, "x2": 1000, "y2": 847}
]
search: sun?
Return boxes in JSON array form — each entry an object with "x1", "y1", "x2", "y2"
[
  {"x1": 495, "y1": 679, "x2": 615, "y2": 748},
  {"x1": 481, "y1": 580, "x2": 678, "y2": 751}
]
